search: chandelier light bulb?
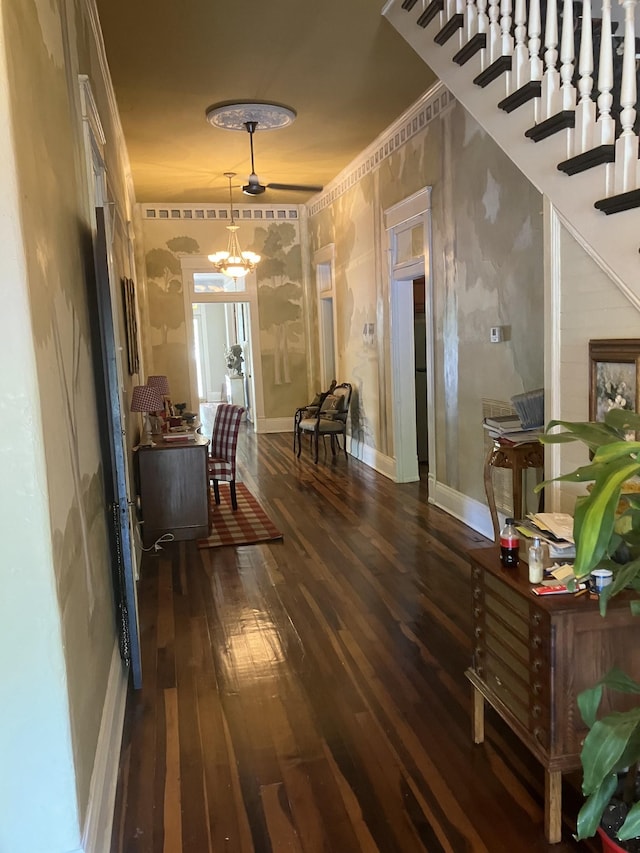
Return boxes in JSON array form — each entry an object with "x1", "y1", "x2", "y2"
[{"x1": 208, "y1": 174, "x2": 261, "y2": 279}]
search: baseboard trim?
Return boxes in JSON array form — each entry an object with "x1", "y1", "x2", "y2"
[
  {"x1": 429, "y1": 480, "x2": 495, "y2": 541},
  {"x1": 347, "y1": 436, "x2": 397, "y2": 480},
  {"x1": 81, "y1": 640, "x2": 128, "y2": 853}
]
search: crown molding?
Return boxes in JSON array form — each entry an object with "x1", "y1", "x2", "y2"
[
  {"x1": 140, "y1": 204, "x2": 301, "y2": 222},
  {"x1": 307, "y1": 81, "x2": 453, "y2": 215},
  {"x1": 83, "y1": 0, "x2": 136, "y2": 208}
]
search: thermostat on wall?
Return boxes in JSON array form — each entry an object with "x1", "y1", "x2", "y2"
[{"x1": 490, "y1": 326, "x2": 504, "y2": 343}]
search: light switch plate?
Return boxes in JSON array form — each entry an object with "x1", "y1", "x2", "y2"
[{"x1": 490, "y1": 326, "x2": 503, "y2": 343}]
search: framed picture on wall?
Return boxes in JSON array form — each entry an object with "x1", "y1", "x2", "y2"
[
  {"x1": 589, "y1": 339, "x2": 640, "y2": 425},
  {"x1": 122, "y1": 277, "x2": 140, "y2": 375}
]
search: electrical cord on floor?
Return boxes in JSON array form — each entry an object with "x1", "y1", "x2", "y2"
[{"x1": 133, "y1": 524, "x2": 175, "y2": 553}]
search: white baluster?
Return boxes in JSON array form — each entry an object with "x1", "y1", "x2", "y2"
[
  {"x1": 541, "y1": 0, "x2": 561, "y2": 118},
  {"x1": 595, "y1": 0, "x2": 615, "y2": 146},
  {"x1": 560, "y1": 0, "x2": 577, "y2": 111},
  {"x1": 513, "y1": 0, "x2": 528, "y2": 87},
  {"x1": 501, "y1": 0, "x2": 514, "y2": 56},
  {"x1": 614, "y1": 0, "x2": 639, "y2": 192},
  {"x1": 466, "y1": 0, "x2": 479, "y2": 40},
  {"x1": 528, "y1": 0, "x2": 543, "y2": 81},
  {"x1": 488, "y1": 0, "x2": 502, "y2": 62},
  {"x1": 478, "y1": 0, "x2": 489, "y2": 37},
  {"x1": 574, "y1": 0, "x2": 596, "y2": 152}
]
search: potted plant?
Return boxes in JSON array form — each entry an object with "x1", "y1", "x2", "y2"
[{"x1": 538, "y1": 408, "x2": 640, "y2": 850}]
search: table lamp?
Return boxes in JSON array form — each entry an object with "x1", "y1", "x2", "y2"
[
  {"x1": 147, "y1": 374, "x2": 172, "y2": 417},
  {"x1": 130, "y1": 384, "x2": 164, "y2": 440}
]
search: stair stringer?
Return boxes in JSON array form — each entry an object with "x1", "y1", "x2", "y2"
[{"x1": 383, "y1": 1, "x2": 640, "y2": 310}]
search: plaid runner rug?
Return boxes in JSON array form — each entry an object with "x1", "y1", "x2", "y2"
[{"x1": 197, "y1": 482, "x2": 283, "y2": 548}]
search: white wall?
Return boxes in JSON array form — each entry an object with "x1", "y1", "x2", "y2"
[{"x1": 553, "y1": 221, "x2": 640, "y2": 513}]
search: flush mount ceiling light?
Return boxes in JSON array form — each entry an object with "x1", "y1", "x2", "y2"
[
  {"x1": 205, "y1": 100, "x2": 297, "y2": 131},
  {"x1": 207, "y1": 172, "x2": 260, "y2": 280}
]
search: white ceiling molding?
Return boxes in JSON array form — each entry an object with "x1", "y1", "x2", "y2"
[
  {"x1": 84, "y1": 0, "x2": 136, "y2": 208},
  {"x1": 307, "y1": 82, "x2": 453, "y2": 216},
  {"x1": 141, "y1": 205, "x2": 300, "y2": 221}
]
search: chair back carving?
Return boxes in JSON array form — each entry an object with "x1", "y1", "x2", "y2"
[{"x1": 319, "y1": 383, "x2": 352, "y2": 422}]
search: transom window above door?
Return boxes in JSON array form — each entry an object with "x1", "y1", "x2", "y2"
[{"x1": 193, "y1": 272, "x2": 246, "y2": 294}]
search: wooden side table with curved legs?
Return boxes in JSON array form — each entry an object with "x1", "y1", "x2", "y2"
[{"x1": 484, "y1": 439, "x2": 544, "y2": 541}]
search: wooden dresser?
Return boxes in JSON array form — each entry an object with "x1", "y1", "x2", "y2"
[
  {"x1": 466, "y1": 546, "x2": 640, "y2": 843},
  {"x1": 135, "y1": 434, "x2": 210, "y2": 547}
]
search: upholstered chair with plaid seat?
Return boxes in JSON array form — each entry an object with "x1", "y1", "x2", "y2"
[{"x1": 208, "y1": 404, "x2": 245, "y2": 510}]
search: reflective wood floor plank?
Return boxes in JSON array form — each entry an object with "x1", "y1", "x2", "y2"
[{"x1": 111, "y1": 431, "x2": 598, "y2": 852}]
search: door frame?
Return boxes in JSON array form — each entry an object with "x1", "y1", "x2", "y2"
[
  {"x1": 181, "y1": 257, "x2": 264, "y2": 432},
  {"x1": 313, "y1": 243, "x2": 338, "y2": 390},
  {"x1": 385, "y1": 188, "x2": 434, "y2": 485},
  {"x1": 80, "y1": 75, "x2": 142, "y2": 686}
]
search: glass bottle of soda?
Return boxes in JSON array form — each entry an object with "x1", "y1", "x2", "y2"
[{"x1": 500, "y1": 517, "x2": 519, "y2": 567}]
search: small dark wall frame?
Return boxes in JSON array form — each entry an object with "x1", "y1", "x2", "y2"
[
  {"x1": 589, "y1": 339, "x2": 640, "y2": 424},
  {"x1": 122, "y1": 277, "x2": 140, "y2": 375}
]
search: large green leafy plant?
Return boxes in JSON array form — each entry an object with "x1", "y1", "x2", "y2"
[{"x1": 539, "y1": 408, "x2": 640, "y2": 843}]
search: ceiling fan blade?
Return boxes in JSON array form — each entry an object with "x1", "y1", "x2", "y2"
[
  {"x1": 266, "y1": 182, "x2": 323, "y2": 193},
  {"x1": 241, "y1": 122, "x2": 322, "y2": 195}
]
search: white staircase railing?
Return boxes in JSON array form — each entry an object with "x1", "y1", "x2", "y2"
[{"x1": 384, "y1": 0, "x2": 640, "y2": 303}]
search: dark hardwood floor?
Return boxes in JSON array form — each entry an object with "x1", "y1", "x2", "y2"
[{"x1": 111, "y1": 430, "x2": 597, "y2": 852}]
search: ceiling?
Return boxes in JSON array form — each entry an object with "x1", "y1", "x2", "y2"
[{"x1": 95, "y1": 0, "x2": 436, "y2": 205}]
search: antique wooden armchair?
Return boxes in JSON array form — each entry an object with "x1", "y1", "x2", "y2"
[{"x1": 296, "y1": 383, "x2": 352, "y2": 463}]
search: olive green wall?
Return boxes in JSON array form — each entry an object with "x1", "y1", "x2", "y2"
[
  {"x1": 1, "y1": 0, "x2": 136, "y2": 849},
  {"x1": 309, "y1": 97, "x2": 544, "y2": 505},
  {"x1": 140, "y1": 214, "x2": 309, "y2": 419}
]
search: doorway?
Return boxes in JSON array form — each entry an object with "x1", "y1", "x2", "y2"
[
  {"x1": 385, "y1": 188, "x2": 433, "y2": 485},
  {"x1": 192, "y1": 300, "x2": 254, "y2": 436},
  {"x1": 314, "y1": 245, "x2": 338, "y2": 390},
  {"x1": 414, "y1": 276, "x2": 428, "y2": 468},
  {"x1": 182, "y1": 261, "x2": 265, "y2": 437}
]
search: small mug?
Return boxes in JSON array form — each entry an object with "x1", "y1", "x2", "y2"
[{"x1": 591, "y1": 568, "x2": 613, "y2": 593}]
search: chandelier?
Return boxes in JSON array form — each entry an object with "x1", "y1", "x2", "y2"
[{"x1": 208, "y1": 172, "x2": 260, "y2": 279}]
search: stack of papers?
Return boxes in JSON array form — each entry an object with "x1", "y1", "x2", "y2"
[
  {"x1": 516, "y1": 512, "x2": 576, "y2": 560},
  {"x1": 483, "y1": 415, "x2": 543, "y2": 445}
]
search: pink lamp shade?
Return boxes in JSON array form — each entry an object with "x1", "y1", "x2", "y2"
[
  {"x1": 147, "y1": 374, "x2": 170, "y2": 396},
  {"x1": 130, "y1": 384, "x2": 164, "y2": 413}
]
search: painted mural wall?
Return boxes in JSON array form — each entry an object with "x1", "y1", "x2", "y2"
[
  {"x1": 308, "y1": 95, "x2": 544, "y2": 506},
  {"x1": 1, "y1": 0, "x2": 137, "y2": 849},
  {"x1": 140, "y1": 212, "x2": 309, "y2": 419}
]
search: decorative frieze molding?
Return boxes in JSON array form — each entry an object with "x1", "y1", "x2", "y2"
[
  {"x1": 141, "y1": 205, "x2": 300, "y2": 221},
  {"x1": 308, "y1": 82, "x2": 454, "y2": 216}
]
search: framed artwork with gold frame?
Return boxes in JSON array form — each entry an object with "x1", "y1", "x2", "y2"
[
  {"x1": 589, "y1": 339, "x2": 640, "y2": 423},
  {"x1": 122, "y1": 277, "x2": 139, "y2": 375}
]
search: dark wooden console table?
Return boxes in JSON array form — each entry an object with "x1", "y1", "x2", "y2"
[
  {"x1": 135, "y1": 434, "x2": 210, "y2": 547},
  {"x1": 466, "y1": 546, "x2": 640, "y2": 842},
  {"x1": 484, "y1": 439, "x2": 544, "y2": 540}
]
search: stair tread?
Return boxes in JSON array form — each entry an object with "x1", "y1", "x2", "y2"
[
  {"x1": 557, "y1": 145, "x2": 615, "y2": 175},
  {"x1": 525, "y1": 111, "x2": 575, "y2": 142},
  {"x1": 473, "y1": 55, "x2": 512, "y2": 88},
  {"x1": 594, "y1": 189, "x2": 640, "y2": 215},
  {"x1": 498, "y1": 81, "x2": 541, "y2": 113}
]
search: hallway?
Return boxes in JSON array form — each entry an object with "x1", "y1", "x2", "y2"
[{"x1": 110, "y1": 431, "x2": 596, "y2": 852}]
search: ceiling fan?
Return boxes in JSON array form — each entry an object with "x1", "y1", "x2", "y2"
[{"x1": 241, "y1": 121, "x2": 323, "y2": 197}]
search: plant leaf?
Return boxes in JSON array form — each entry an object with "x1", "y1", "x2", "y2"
[
  {"x1": 576, "y1": 775, "x2": 619, "y2": 839},
  {"x1": 605, "y1": 408, "x2": 640, "y2": 433},
  {"x1": 573, "y1": 460, "x2": 640, "y2": 576},
  {"x1": 581, "y1": 711, "x2": 640, "y2": 795},
  {"x1": 619, "y1": 800, "x2": 640, "y2": 841}
]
